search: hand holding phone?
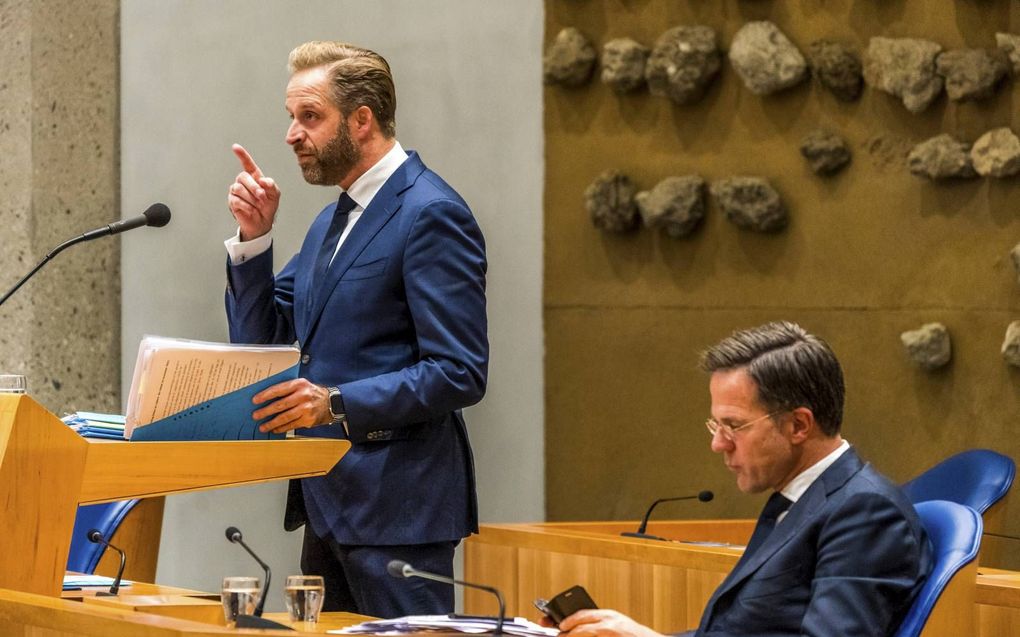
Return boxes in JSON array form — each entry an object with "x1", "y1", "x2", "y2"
[{"x1": 534, "y1": 585, "x2": 598, "y2": 625}]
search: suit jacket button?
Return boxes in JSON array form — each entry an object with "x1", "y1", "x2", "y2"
[{"x1": 300, "y1": 354, "x2": 311, "y2": 364}]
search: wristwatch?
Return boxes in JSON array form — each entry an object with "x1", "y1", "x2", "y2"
[{"x1": 327, "y1": 386, "x2": 348, "y2": 433}]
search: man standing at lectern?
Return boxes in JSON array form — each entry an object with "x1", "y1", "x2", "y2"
[
  {"x1": 552, "y1": 322, "x2": 932, "y2": 637},
  {"x1": 222, "y1": 41, "x2": 488, "y2": 617}
]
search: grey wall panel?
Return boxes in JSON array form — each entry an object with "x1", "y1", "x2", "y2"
[{"x1": 122, "y1": 0, "x2": 543, "y2": 605}]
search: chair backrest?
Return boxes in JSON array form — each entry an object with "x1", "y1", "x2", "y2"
[
  {"x1": 66, "y1": 500, "x2": 140, "y2": 574},
  {"x1": 893, "y1": 500, "x2": 982, "y2": 637},
  {"x1": 902, "y1": 449, "x2": 1016, "y2": 514}
]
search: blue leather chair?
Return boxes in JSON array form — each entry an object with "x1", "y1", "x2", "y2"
[
  {"x1": 66, "y1": 500, "x2": 140, "y2": 573},
  {"x1": 893, "y1": 500, "x2": 982, "y2": 637},
  {"x1": 902, "y1": 449, "x2": 1015, "y2": 514}
]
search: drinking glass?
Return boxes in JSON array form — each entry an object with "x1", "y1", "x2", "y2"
[
  {"x1": 221, "y1": 576, "x2": 261, "y2": 625},
  {"x1": 284, "y1": 574, "x2": 325, "y2": 623},
  {"x1": 0, "y1": 375, "x2": 27, "y2": 394}
]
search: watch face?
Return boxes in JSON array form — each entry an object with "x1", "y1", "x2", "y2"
[{"x1": 329, "y1": 389, "x2": 344, "y2": 417}]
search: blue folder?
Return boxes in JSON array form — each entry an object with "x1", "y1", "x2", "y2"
[{"x1": 130, "y1": 365, "x2": 298, "y2": 441}]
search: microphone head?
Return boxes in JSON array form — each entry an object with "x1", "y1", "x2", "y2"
[
  {"x1": 386, "y1": 559, "x2": 411, "y2": 578},
  {"x1": 698, "y1": 490, "x2": 714, "y2": 503},
  {"x1": 225, "y1": 526, "x2": 242, "y2": 543},
  {"x1": 143, "y1": 203, "x2": 171, "y2": 228},
  {"x1": 87, "y1": 528, "x2": 104, "y2": 543}
]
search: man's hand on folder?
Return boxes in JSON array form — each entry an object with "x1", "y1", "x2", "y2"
[{"x1": 252, "y1": 379, "x2": 331, "y2": 434}]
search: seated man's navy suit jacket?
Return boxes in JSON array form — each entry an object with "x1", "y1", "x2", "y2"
[
  {"x1": 694, "y1": 447, "x2": 933, "y2": 637},
  {"x1": 225, "y1": 151, "x2": 488, "y2": 546}
]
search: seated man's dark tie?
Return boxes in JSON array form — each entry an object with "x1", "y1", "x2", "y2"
[
  {"x1": 311, "y1": 192, "x2": 358, "y2": 292},
  {"x1": 743, "y1": 492, "x2": 793, "y2": 557}
]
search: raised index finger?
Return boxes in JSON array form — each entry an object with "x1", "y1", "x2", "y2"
[{"x1": 232, "y1": 143, "x2": 263, "y2": 179}]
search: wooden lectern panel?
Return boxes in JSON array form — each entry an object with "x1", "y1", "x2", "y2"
[
  {"x1": 0, "y1": 394, "x2": 88, "y2": 598},
  {"x1": 0, "y1": 393, "x2": 349, "y2": 598}
]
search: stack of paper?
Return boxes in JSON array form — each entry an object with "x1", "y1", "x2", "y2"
[
  {"x1": 124, "y1": 335, "x2": 300, "y2": 441},
  {"x1": 63, "y1": 412, "x2": 127, "y2": 440},
  {"x1": 62, "y1": 574, "x2": 133, "y2": 590},
  {"x1": 332, "y1": 615, "x2": 558, "y2": 636}
]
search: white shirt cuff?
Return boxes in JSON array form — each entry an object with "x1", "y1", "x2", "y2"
[{"x1": 225, "y1": 230, "x2": 273, "y2": 265}]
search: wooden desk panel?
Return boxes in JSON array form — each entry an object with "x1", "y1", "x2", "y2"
[
  {"x1": 1, "y1": 585, "x2": 371, "y2": 636},
  {"x1": 465, "y1": 520, "x2": 980, "y2": 637},
  {"x1": 465, "y1": 521, "x2": 750, "y2": 633}
]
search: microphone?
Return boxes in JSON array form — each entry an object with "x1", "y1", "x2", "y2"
[
  {"x1": 387, "y1": 560, "x2": 506, "y2": 634},
  {"x1": 224, "y1": 526, "x2": 271, "y2": 618},
  {"x1": 621, "y1": 490, "x2": 714, "y2": 541},
  {"x1": 86, "y1": 528, "x2": 126, "y2": 596},
  {"x1": 0, "y1": 203, "x2": 171, "y2": 308},
  {"x1": 81, "y1": 202, "x2": 172, "y2": 241}
]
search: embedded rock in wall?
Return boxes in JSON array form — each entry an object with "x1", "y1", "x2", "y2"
[
  {"x1": 728, "y1": 21, "x2": 808, "y2": 95},
  {"x1": 543, "y1": 27, "x2": 597, "y2": 87},
  {"x1": 585, "y1": 170, "x2": 638, "y2": 232},
  {"x1": 935, "y1": 49, "x2": 1008, "y2": 101},
  {"x1": 995, "y1": 33, "x2": 1020, "y2": 75},
  {"x1": 1011, "y1": 242, "x2": 1020, "y2": 284},
  {"x1": 863, "y1": 37, "x2": 944, "y2": 113},
  {"x1": 970, "y1": 128, "x2": 1020, "y2": 178},
  {"x1": 635, "y1": 176, "x2": 706, "y2": 239},
  {"x1": 807, "y1": 40, "x2": 863, "y2": 101},
  {"x1": 601, "y1": 38, "x2": 649, "y2": 93},
  {"x1": 799, "y1": 129, "x2": 852, "y2": 175},
  {"x1": 1002, "y1": 321, "x2": 1020, "y2": 368},
  {"x1": 900, "y1": 323, "x2": 952, "y2": 370},
  {"x1": 710, "y1": 177, "x2": 787, "y2": 232},
  {"x1": 907, "y1": 134, "x2": 976, "y2": 179},
  {"x1": 645, "y1": 26, "x2": 722, "y2": 105}
]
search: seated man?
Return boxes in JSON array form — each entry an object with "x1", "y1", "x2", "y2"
[{"x1": 555, "y1": 322, "x2": 933, "y2": 637}]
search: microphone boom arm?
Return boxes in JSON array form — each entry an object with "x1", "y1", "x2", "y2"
[{"x1": 87, "y1": 529, "x2": 127, "y2": 596}]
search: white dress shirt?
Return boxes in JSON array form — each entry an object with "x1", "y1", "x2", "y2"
[
  {"x1": 776, "y1": 438, "x2": 851, "y2": 524},
  {"x1": 225, "y1": 141, "x2": 409, "y2": 265}
]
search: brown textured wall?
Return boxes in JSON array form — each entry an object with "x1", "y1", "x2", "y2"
[
  {"x1": 544, "y1": 1, "x2": 1020, "y2": 565},
  {"x1": 0, "y1": 0, "x2": 120, "y2": 413}
]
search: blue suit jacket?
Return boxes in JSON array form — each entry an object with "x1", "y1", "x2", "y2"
[
  {"x1": 225, "y1": 152, "x2": 488, "y2": 546},
  {"x1": 696, "y1": 447, "x2": 933, "y2": 637}
]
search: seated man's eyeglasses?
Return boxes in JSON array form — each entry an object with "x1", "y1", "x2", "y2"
[{"x1": 705, "y1": 410, "x2": 786, "y2": 441}]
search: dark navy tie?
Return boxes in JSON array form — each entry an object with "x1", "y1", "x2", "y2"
[
  {"x1": 311, "y1": 192, "x2": 357, "y2": 292},
  {"x1": 743, "y1": 491, "x2": 792, "y2": 557}
]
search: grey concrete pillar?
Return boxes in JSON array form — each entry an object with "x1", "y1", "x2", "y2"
[{"x1": 0, "y1": 0, "x2": 120, "y2": 413}]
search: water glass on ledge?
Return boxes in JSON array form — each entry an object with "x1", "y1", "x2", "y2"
[
  {"x1": 0, "y1": 375, "x2": 27, "y2": 394},
  {"x1": 284, "y1": 574, "x2": 325, "y2": 623},
  {"x1": 221, "y1": 576, "x2": 261, "y2": 625}
]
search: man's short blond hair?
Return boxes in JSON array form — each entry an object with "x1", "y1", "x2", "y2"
[{"x1": 288, "y1": 41, "x2": 396, "y2": 138}]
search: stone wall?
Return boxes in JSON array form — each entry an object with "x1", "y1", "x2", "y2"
[
  {"x1": 544, "y1": 0, "x2": 1020, "y2": 567},
  {"x1": 0, "y1": 0, "x2": 120, "y2": 413}
]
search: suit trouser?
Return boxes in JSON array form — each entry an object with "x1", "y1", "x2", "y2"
[{"x1": 300, "y1": 524, "x2": 458, "y2": 618}]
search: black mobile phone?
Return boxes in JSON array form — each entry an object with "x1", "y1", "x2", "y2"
[{"x1": 534, "y1": 585, "x2": 598, "y2": 624}]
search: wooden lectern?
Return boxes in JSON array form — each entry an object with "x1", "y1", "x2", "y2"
[{"x1": 0, "y1": 393, "x2": 349, "y2": 598}]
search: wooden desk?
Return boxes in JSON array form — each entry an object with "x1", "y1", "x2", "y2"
[
  {"x1": 464, "y1": 520, "x2": 753, "y2": 632},
  {"x1": 1, "y1": 585, "x2": 371, "y2": 636},
  {"x1": 977, "y1": 567, "x2": 1020, "y2": 636},
  {"x1": 464, "y1": 520, "x2": 976, "y2": 637}
]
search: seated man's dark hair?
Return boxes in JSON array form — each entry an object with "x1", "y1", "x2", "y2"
[{"x1": 699, "y1": 321, "x2": 845, "y2": 436}]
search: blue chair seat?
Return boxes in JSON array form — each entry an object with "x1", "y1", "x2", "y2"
[
  {"x1": 902, "y1": 449, "x2": 1015, "y2": 514},
  {"x1": 894, "y1": 500, "x2": 982, "y2": 637},
  {"x1": 67, "y1": 500, "x2": 140, "y2": 574}
]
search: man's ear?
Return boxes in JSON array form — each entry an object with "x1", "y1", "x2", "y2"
[
  {"x1": 787, "y1": 407, "x2": 816, "y2": 444},
  {"x1": 349, "y1": 105, "x2": 375, "y2": 137}
]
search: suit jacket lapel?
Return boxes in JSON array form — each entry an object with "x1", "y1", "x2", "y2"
[
  {"x1": 304, "y1": 152, "x2": 426, "y2": 341},
  {"x1": 700, "y1": 447, "x2": 865, "y2": 627}
]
